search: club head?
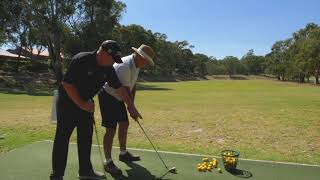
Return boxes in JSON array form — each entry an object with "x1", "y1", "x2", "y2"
[
  {"x1": 158, "y1": 167, "x2": 177, "y2": 180},
  {"x1": 169, "y1": 167, "x2": 177, "y2": 174}
]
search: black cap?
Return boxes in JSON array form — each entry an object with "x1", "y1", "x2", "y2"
[{"x1": 101, "y1": 40, "x2": 122, "y2": 63}]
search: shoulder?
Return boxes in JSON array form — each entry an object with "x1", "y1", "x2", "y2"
[
  {"x1": 73, "y1": 51, "x2": 93, "y2": 60},
  {"x1": 115, "y1": 63, "x2": 130, "y2": 73},
  {"x1": 117, "y1": 55, "x2": 134, "y2": 68},
  {"x1": 114, "y1": 56, "x2": 131, "y2": 69},
  {"x1": 71, "y1": 51, "x2": 95, "y2": 66},
  {"x1": 123, "y1": 54, "x2": 134, "y2": 64}
]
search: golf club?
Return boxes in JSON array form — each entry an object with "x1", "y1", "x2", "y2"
[
  {"x1": 158, "y1": 167, "x2": 177, "y2": 179},
  {"x1": 92, "y1": 113, "x2": 108, "y2": 180},
  {"x1": 136, "y1": 120, "x2": 177, "y2": 179}
]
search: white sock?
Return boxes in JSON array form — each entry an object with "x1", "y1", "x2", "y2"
[
  {"x1": 105, "y1": 158, "x2": 113, "y2": 164},
  {"x1": 120, "y1": 150, "x2": 128, "y2": 155}
]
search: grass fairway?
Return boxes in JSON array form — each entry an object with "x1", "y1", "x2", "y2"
[{"x1": 0, "y1": 78, "x2": 319, "y2": 165}]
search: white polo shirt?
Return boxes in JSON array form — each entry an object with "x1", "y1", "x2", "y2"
[{"x1": 103, "y1": 54, "x2": 140, "y2": 101}]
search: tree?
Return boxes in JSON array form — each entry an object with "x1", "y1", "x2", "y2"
[
  {"x1": 0, "y1": 0, "x2": 11, "y2": 44},
  {"x1": 265, "y1": 40, "x2": 291, "y2": 80},
  {"x1": 79, "y1": 0, "x2": 126, "y2": 50},
  {"x1": 0, "y1": 28, "x2": 5, "y2": 45},
  {"x1": 241, "y1": 49, "x2": 265, "y2": 75},
  {"x1": 0, "y1": 2, "x2": 7, "y2": 45},
  {"x1": 290, "y1": 23, "x2": 319, "y2": 83},
  {"x1": 63, "y1": 0, "x2": 126, "y2": 57},
  {"x1": 1, "y1": 0, "x2": 33, "y2": 72},
  {"x1": 193, "y1": 53, "x2": 210, "y2": 75},
  {"x1": 223, "y1": 56, "x2": 239, "y2": 77},
  {"x1": 303, "y1": 27, "x2": 320, "y2": 84},
  {"x1": 30, "y1": 0, "x2": 79, "y2": 83},
  {"x1": 112, "y1": 24, "x2": 156, "y2": 56},
  {"x1": 206, "y1": 58, "x2": 226, "y2": 75}
]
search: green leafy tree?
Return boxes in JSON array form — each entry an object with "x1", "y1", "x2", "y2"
[
  {"x1": 302, "y1": 27, "x2": 320, "y2": 84},
  {"x1": 242, "y1": 49, "x2": 265, "y2": 75},
  {"x1": 290, "y1": 23, "x2": 319, "y2": 83},
  {"x1": 1, "y1": 0, "x2": 33, "y2": 71},
  {"x1": 193, "y1": 53, "x2": 210, "y2": 75},
  {"x1": 223, "y1": 56, "x2": 239, "y2": 77},
  {"x1": 265, "y1": 40, "x2": 291, "y2": 80},
  {"x1": 31, "y1": 0, "x2": 78, "y2": 83},
  {"x1": 206, "y1": 58, "x2": 226, "y2": 75}
]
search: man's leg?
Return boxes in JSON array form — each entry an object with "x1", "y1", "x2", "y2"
[
  {"x1": 98, "y1": 91, "x2": 117, "y2": 161},
  {"x1": 118, "y1": 121, "x2": 129, "y2": 151},
  {"x1": 98, "y1": 91, "x2": 123, "y2": 175},
  {"x1": 103, "y1": 127, "x2": 123, "y2": 175},
  {"x1": 118, "y1": 120, "x2": 140, "y2": 162},
  {"x1": 77, "y1": 112, "x2": 94, "y2": 175},
  {"x1": 51, "y1": 99, "x2": 75, "y2": 179},
  {"x1": 77, "y1": 112, "x2": 106, "y2": 180},
  {"x1": 51, "y1": 123, "x2": 75, "y2": 178},
  {"x1": 104, "y1": 127, "x2": 116, "y2": 160}
]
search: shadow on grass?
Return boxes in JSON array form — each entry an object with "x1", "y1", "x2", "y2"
[
  {"x1": 111, "y1": 162, "x2": 170, "y2": 180},
  {"x1": 136, "y1": 83, "x2": 172, "y2": 91},
  {"x1": 227, "y1": 168, "x2": 253, "y2": 178},
  {"x1": 0, "y1": 88, "x2": 52, "y2": 96},
  {"x1": 212, "y1": 75, "x2": 249, "y2": 80},
  {"x1": 0, "y1": 83, "x2": 172, "y2": 96},
  {"x1": 230, "y1": 76, "x2": 249, "y2": 80}
]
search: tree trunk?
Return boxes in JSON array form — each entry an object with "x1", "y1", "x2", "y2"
[
  {"x1": 316, "y1": 69, "x2": 319, "y2": 84},
  {"x1": 299, "y1": 74, "x2": 305, "y2": 83},
  {"x1": 16, "y1": 44, "x2": 23, "y2": 72},
  {"x1": 47, "y1": 36, "x2": 63, "y2": 85},
  {"x1": 42, "y1": 0, "x2": 64, "y2": 86}
]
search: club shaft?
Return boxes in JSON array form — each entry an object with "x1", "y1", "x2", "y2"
[
  {"x1": 93, "y1": 119, "x2": 108, "y2": 180},
  {"x1": 159, "y1": 170, "x2": 170, "y2": 179},
  {"x1": 137, "y1": 121, "x2": 168, "y2": 170}
]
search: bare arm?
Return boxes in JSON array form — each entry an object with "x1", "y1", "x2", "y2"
[
  {"x1": 115, "y1": 86, "x2": 142, "y2": 120},
  {"x1": 131, "y1": 84, "x2": 136, "y2": 102},
  {"x1": 62, "y1": 82, "x2": 94, "y2": 112}
]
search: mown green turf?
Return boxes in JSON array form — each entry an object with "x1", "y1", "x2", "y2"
[
  {"x1": 1, "y1": 79, "x2": 320, "y2": 164},
  {"x1": 0, "y1": 141, "x2": 319, "y2": 180}
]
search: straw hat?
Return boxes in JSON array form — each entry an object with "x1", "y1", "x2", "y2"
[{"x1": 132, "y1": 44, "x2": 155, "y2": 66}]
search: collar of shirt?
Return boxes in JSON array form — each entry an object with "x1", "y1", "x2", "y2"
[
  {"x1": 127, "y1": 54, "x2": 139, "y2": 71},
  {"x1": 90, "y1": 50, "x2": 99, "y2": 69}
]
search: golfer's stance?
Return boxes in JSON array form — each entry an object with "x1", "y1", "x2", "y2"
[
  {"x1": 98, "y1": 44, "x2": 155, "y2": 175},
  {"x1": 50, "y1": 40, "x2": 141, "y2": 180}
]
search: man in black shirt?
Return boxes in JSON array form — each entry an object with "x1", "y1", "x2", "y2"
[{"x1": 50, "y1": 40, "x2": 141, "y2": 180}]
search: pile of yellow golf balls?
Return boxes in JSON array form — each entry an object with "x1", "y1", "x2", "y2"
[{"x1": 196, "y1": 157, "x2": 222, "y2": 173}]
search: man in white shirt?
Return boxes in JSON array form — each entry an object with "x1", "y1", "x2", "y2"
[{"x1": 98, "y1": 44, "x2": 155, "y2": 176}]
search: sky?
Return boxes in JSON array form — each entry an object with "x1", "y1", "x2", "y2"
[{"x1": 119, "y1": 0, "x2": 320, "y2": 59}]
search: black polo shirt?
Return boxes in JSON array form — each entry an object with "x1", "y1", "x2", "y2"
[{"x1": 61, "y1": 50, "x2": 121, "y2": 101}]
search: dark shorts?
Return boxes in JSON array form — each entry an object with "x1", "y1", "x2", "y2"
[{"x1": 98, "y1": 90, "x2": 128, "y2": 129}]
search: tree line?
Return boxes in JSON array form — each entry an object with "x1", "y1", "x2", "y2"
[
  {"x1": 206, "y1": 22, "x2": 320, "y2": 85},
  {"x1": 0, "y1": 1, "x2": 319, "y2": 84}
]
